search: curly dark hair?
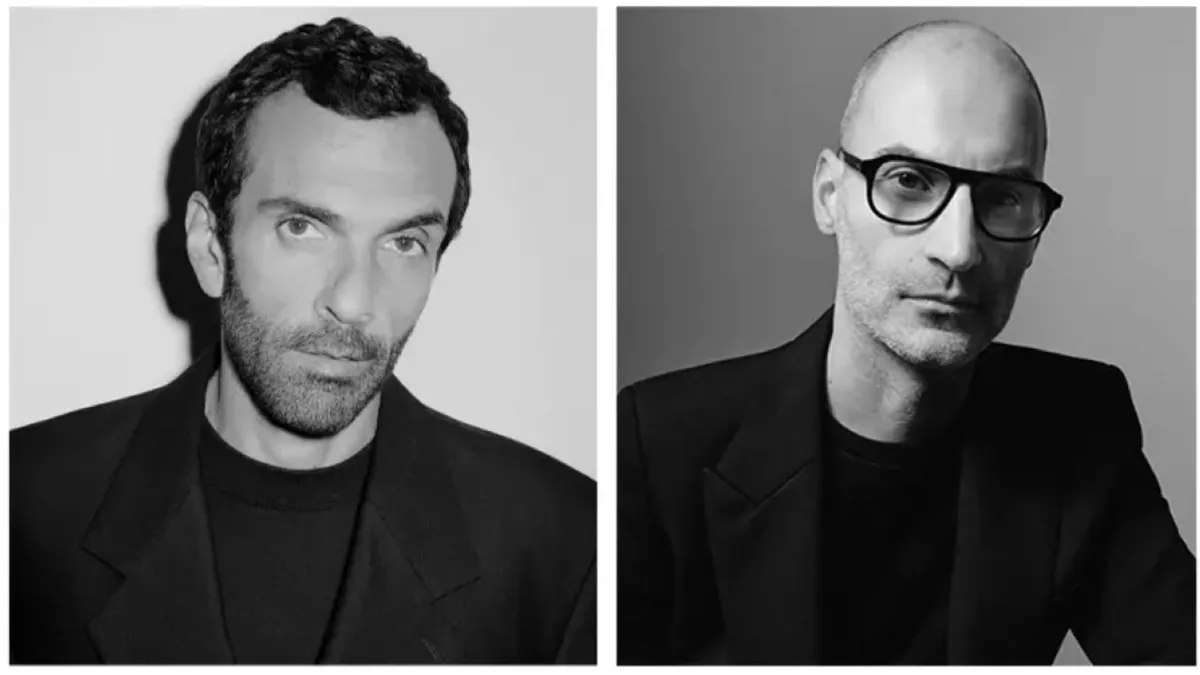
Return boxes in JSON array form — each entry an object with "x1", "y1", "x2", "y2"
[{"x1": 196, "y1": 17, "x2": 470, "y2": 259}]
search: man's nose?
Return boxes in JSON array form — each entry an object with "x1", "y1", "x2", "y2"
[
  {"x1": 320, "y1": 248, "x2": 377, "y2": 327},
  {"x1": 924, "y1": 184, "x2": 982, "y2": 272}
]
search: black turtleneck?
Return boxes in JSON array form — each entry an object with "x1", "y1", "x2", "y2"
[
  {"x1": 819, "y1": 408, "x2": 963, "y2": 665},
  {"x1": 198, "y1": 418, "x2": 373, "y2": 664}
]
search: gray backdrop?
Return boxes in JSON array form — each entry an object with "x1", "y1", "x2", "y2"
[{"x1": 617, "y1": 7, "x2": 1195, "y2": 665}]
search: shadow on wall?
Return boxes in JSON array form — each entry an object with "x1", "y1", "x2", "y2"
[{"x1": 156, "y1": 83, "x2": 221, "y2": 363}]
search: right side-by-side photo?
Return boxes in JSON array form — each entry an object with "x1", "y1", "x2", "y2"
[{"x1": 617, "y1": 6, "x2": 1196, "y2": 666}]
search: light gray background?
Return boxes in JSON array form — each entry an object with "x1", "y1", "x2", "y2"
[
  {"x1": 11, "y1": 8, "x2": 596, "y2": 477},
  {"x1": 618, "y1": 7, "x2": 1195, "y2": 665}
]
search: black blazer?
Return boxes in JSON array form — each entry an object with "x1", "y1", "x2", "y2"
[
  {"x1": 618, "y1": 308, "x2": 1195, "y2": 665},
  {"x1": 12, "y1": 349, "x2": 596, "y2": 664}
]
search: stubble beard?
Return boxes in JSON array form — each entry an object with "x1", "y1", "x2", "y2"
[
  {"x1": 835, "y1": 224, "x2": 986, "y2": 371},
  {"x1": 218, "y1": 264, "x2": 410, "y2": 438}
]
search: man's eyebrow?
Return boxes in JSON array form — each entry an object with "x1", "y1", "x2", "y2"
[
  {"x1": 874, "y1": 143, "x2": 1038, "y2": 181},
  {"x1": 382, "y1": 210, "x2": 446, "y2": 236},
  {"x1": 258, "y1": 196, "x2": 446, "y2": 233},
  {"x1": 990, "y1": 164, "x2": 1038, "y2": 181},
  {"x1": 258, "y1": 197, "x2": 342, "y2": 225},
  {"x1": 875, "y1": 142, "x2": 923, "y2": 159}
]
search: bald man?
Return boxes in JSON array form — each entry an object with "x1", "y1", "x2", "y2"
[{"x1": 617, "y1": 20, "x2": 1195, "y2": 665}]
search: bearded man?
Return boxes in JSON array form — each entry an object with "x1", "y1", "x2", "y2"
[{"x1": 12, "y1": 17, "x2": 595, "y2": 665}]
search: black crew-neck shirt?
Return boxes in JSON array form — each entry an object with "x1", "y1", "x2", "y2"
[
  {"x1": 198, "y1": 419, "x2": 374, "y2": 664},
  {"x1": 819, "y1": 409, "x2": 963, "y2": 665}
]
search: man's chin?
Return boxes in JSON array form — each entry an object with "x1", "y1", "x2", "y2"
[
  {"x1": 253, "y1": 370, "x2": 385, "y2": 438},
  {"x1": 887, "y1": 326, "x2": 984, "y2": 370},
  {"x1": 264, "y1": 397, "x2": 372, "y2": 438}
]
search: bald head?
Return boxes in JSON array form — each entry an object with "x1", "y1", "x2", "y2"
[
  {"x1": 815, "y1": 20, "x2": 1052, "y2": 373},
  {"x1": 839, "y1": 20, "x2": 1047, "y2": 162}
]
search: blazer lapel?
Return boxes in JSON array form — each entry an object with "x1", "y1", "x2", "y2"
[
  {"x1": 81, "y1": 350, "x2": 232, "y2": 664},
  {"x1": 947, "y1": 346, "x2": 1059, "y2": 664},
  {"x1": 702, "y1": 309, "x2": 832, "y2": 664},
  {"x1": 321, "y1": 377, "x2": 482, "y2": 664}
]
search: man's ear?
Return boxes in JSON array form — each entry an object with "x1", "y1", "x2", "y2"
[
  {"x1": 813, "y1": 148, "x2": 842, "y2": 237},
  {"x1": 185, "y1": 192, "x2": 227, "y2": 299}
]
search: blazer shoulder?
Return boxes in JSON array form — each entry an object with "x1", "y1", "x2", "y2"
[
  {"x1": 423, "y1": 405, "x2": 595, "y2": 520},
  {"x1": 11, "y1": 387, "x2": 158, "y2": 472},
  {"x1": 621, "y1": 341, "x2": 793, "y2": 421},
  {"x1": 619, "y1": 341, "x2": 799, "y2": 466},
  {"x1": 987, "y1": 342, "x2": 1131, "y2": 412},
  {"x1": 988, "y1": 341, "x2": 1122, "y2": 379},
  {"x1": 10, "y1": 387, "x2": 160, "y2": 545},
  {"x1": 988, "y1": 342, "x2": 1139, "y2": 471}
]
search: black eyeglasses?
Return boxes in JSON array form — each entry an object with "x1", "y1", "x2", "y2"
[{"x1": 838, "y1": 147, "x2": 1063, "y2": 242}]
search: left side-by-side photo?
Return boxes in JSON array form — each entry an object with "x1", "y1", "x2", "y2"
[{"x1": 9, "y1": 7, "x2": 596, "y2": 664}]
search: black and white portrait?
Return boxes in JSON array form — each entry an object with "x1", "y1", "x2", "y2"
[
  {"x1": 618, "y1": 6, "x2": 1195, "y2": 666},
  {"x1": 9, "y1": 3, "x2": 1198, "y2": 669},
  {"x1": 11, "y1": 8, "x2": 596, "y2": 664}
]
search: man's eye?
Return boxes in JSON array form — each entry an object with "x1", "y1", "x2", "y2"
[
  {"x1": 389, "y1": 235, "x2": 428, "y2": 257},
  {"x1": 280, "y1": 218, "x2": 323, "y2": 239},
  {"x1": 888, "y1": 170, "x2": 933, "y2": 193}
]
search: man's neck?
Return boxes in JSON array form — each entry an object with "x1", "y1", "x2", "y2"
[
  {"x1": 204, "y1": 357, "x2": 379, "y2": 470},
  {"x1": 825, "y1": 302, "x2": 974, "y2": 445}
]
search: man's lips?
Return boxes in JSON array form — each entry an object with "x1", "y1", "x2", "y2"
[
  {"x1": 907, "y1": 294, "x2": 982, "y2": 310},
  {"x1": 300, "y1": 349, "x2": 370, "y2": 362}
]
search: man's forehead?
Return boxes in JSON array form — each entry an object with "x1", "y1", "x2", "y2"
[
  {"x1": 241, "y1": 86, "x2": 457, "y2": 207},
  {"x1": 845, "y1": 27, "x2": 1046, "y2": 173}
]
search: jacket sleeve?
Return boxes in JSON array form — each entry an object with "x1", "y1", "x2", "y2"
[
  {"x1": 617, "y1": 386, "x2": 676, "y2": 664},
  {"x1": 1068, "y1": 365, "x2": 1196, "y2": 665}
]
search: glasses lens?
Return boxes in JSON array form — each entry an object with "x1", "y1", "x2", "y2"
[
  {"x1": 974, "y1": 179, "x2": 1047, "y2": 239},
  {"x1": 868, "y1": 157, "x2": 1051, "y2": 240},
  {"x1": 870, "y1": 159, "x2": 952, "y2": 223}
]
